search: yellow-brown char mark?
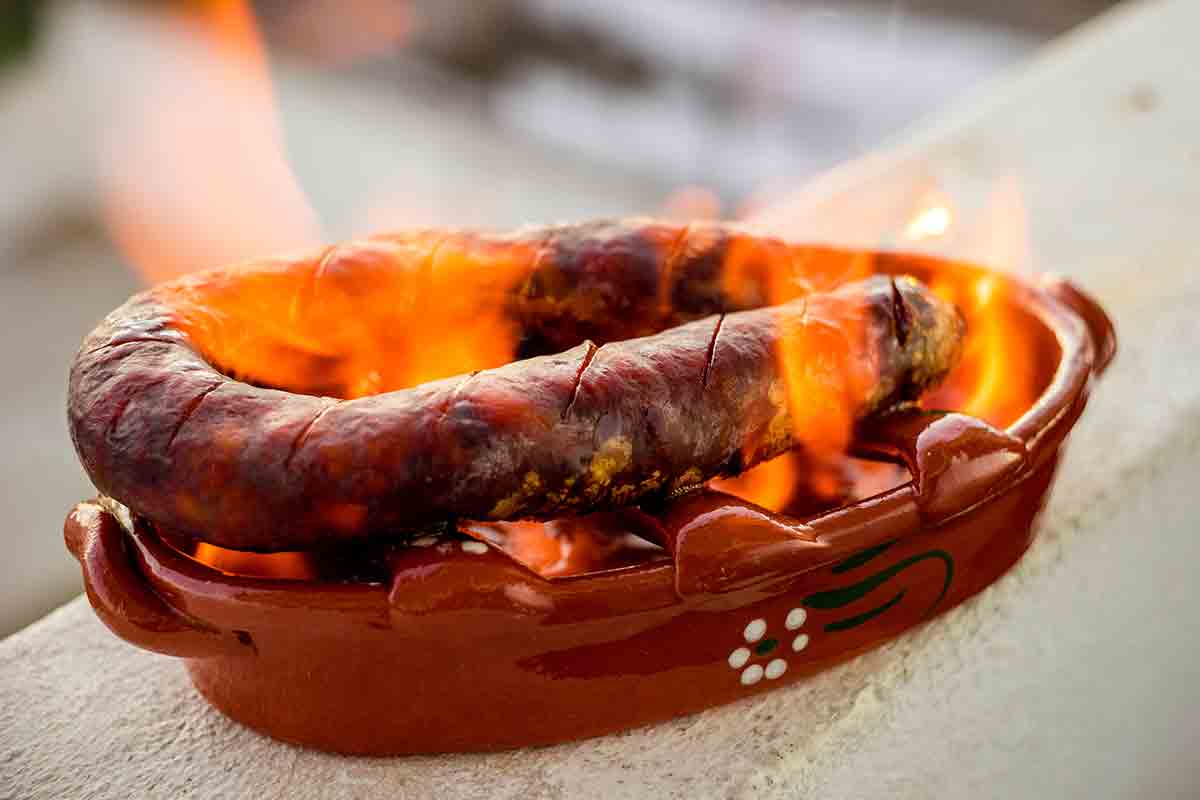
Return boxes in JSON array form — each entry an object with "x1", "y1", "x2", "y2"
[{"x1": 68, "y1": 220, "x2": 963, "y2": 552}]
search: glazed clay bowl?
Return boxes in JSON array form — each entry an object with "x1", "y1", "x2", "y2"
[{"x1": 65, "y1": 258, "x2": 1114, "y2": 755}]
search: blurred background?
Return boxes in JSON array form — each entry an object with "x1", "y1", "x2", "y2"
[{"x1": 0, "y1": 0, "x2": 1116, "y2": 637}]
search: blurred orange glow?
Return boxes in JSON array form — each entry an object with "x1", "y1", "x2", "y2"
[{"x1": 102, "y1": 0, "x2": 320, "y2": 284}]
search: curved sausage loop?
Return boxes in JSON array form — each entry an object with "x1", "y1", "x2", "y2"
[{"x1": 64, "y1": 501, "x2": 247, "y2": 658}]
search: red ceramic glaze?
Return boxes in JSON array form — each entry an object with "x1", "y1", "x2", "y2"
[{"x1": 65, "y1": 263, "x2": 1114, "y2": 755}]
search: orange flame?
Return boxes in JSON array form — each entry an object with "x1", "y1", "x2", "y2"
[
  {"x1": 712, "y1": 241, "x2": 875, "y2": 511},
  {"x1": 171, "y1": 233, "x2": 536, "y2": 398},
  {"x1": 905, "y1": 178, "x2": 1038, "y2": 428},
  {"x1": 725, "y1": 170, "x2": 1038, "y2": 510},
  {"x1": 712, "y1": 455, "x2": 803, "y2": 512},
  {"x1": 465, "y1": 516, "x2": 668, "y2": 578},
  {"x1": 721, "y1": 288, "x2": 875, "y2": 510},
  {"x1": 725, "y1": 160, "x2": 935, "y2": 513},
  {"x1": 713, "y1": 452, "x2": 847, "y2": 512},
  {"x1": 101, "y1": 0, "x2": 321, "y2": 284},
  {"x1": 193, "y1": 542, "x2": 317, "y2": 580}
]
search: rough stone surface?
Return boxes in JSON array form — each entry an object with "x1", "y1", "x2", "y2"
[{"x1": 4, "y1": 1, "x2": 1200, "y2": 798}]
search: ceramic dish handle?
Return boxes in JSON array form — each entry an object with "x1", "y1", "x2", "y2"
[
  {"x1": 654, "y1": 408, "x2": 1032, "y2": 600},
  {"x1": 856, "y1": 411, "x2": 1028, "y2": 525},
  {"x1": 65, "y1": 501, "x2": 247, "y2": 658}
]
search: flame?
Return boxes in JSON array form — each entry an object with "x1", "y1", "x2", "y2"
[
  {"x1": 101, "y1": 0, "x2": 321, "y2": 284},
  {"x1": 712, "y1": 456, "x2": 801, "y2": 513},
  {"x1": 725, "y1": 161, "x2": 932, "y2": 512},
  {"x1": 170, "y1": 233, "x2": 536, "y2": 397},
  {"x1": 465, "y1": 516, "x2": 668, "y2": 578},
  {"x1": 710, "y1": 296, "x2": 877, "y2": 515},
  {"x1": 923, "y1": 270, "x2": 1035, "y2": 428},
  {"x1": 193, "y1": 542, "x2": 318, "y2": 580},
  {"x1": 903, "y1": 201, "x2": 951, "y2": 241},
  {"x1": 727, "y1": 167, "x2": 1040, "y2": 508},
  {"x1": 709, "y1": 242, "x2": 876, "y2": 511},
  {"x1": 903, "y1": 178, "x2": 1038, "y2": 428},
  {"x1": 713, "y1": 452, "x2": 844, "y2": 512}
]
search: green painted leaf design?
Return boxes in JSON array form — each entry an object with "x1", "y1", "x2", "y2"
[
  {"x1": 824, "y1": 590, "x2": 906, "y2": 632},
  {"x1": 804, "y1": 550, "x2": 954, "y2": 633},
  {"x1": 831, "y1": 539, "x2": 897, "y2": 574}
]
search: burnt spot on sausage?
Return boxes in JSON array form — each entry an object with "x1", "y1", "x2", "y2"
[
  {"x1": 723, "y1": 447, "x2": 746, "y2": 478},
  {"x1": 657, "y1": 222, "x2": 692, "y2": 314},
  {"x1": 668, "y1": 226, "x2": 728, "y2": 318},
  {"x1": 890, "y1": 277, "x2": 912, "y2": 348},
  {"x1": 550, "y1": 221, "x2": 661, "y2": 311},
  {"x1": 514, "y1": 329, "x2": 558, "y2": 360}
]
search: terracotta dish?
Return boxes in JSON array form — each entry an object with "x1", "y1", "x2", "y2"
[{"x1": 65, "y1": 251, "x2": 1114, "y2": 755}]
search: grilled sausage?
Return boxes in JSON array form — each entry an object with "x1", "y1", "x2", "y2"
[{"x1": 68, "y1": 221, "x2": 962, "y2": 551}]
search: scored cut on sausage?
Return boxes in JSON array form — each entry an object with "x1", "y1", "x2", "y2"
[{"x1": 68, "y1": 220, "x2": 964, "y2": 551}]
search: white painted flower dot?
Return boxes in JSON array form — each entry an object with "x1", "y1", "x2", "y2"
[
  {"x1": 785, "y1": 607, "x2": 807, "y2": 630},
  {"x1": 743, "y1": 618, "x2": 767, "y2": 643},
  {"x1": 740, "y1": 664, "x2": 764, "y2": 685},
  {"x1": 792, "y1": 633, "x2": 810, "y2": 652},
  {"x1": 765, "y1": 658, "x2": 788, "y2": 680},
  {"x1": 410, "y1": 536, "x2": 440, "y2": 547},
  {"x1": 460, "y1": 540, "x2": 489, "y2": 554},
  {"x1": 728, "y1": 647, "x2": 751, "y2": 669}
]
